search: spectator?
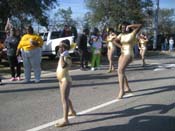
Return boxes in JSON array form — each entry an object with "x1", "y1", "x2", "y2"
[
  {"x1": 77, "y1": 28, "x2": 90, "y2": 70},
  {"x1": 16, "y1": 25, "x2": 43, "y2": 83},
  {"x1": 71, "y1": 25, "x2": 78, "y2": 43},
  {"x1": 169, "y1": 37, "x2": 174, "y2": 52},
  {"x1": 90, "y1": 28, "x2": 102, "y2": 71},
  {"x1": 161, "y1": 35, "x2": 168, "y2": 51},
  {"x1": 61, "y1": 25, "x2": 72, "y2": 37},
  {"x1": 4, "y1": 27, "x2": 21, "y2": 81}
]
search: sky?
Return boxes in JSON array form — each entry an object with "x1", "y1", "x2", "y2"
[
  {"x1": 159, "y1": 0, "x2": 175, "y2": 9},
  {"x1": 58, "y1": 0, "x2": 88, "y2": 19},
  {"x1": 58, "y1": 0, "x2": 175, "y2": 19}
]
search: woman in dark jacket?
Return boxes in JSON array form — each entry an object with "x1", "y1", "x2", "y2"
[{"x1": 4, "y1": 27, "x2": 21, "y2": 81}]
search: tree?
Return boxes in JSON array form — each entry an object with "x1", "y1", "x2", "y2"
[
  {"x1": 0, "y1": 0, "x2": 58, "y2": 30},
  {"x1": 84, "y1": 0, "x2": 153, "y2": 30},
  {"x1": 52, "y1": 7, "x2": 77, "y2": 29},
  {"x1": 158, "y1": 9, "x2": 175, "y2": 34}
]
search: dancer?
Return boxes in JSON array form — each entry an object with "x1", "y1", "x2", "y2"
[
  {"x1": 106, "y1": 28, "x2": 117, "y2": 73},
  {"x1": 55, "y1": 39, "x2": 76, "y2": 127},
  {"x1": 113, "y1": 22, "x2": 142, "y2": 99},
  {"x1": 138, "y1": 32, "x2": 148, "y2": 66}
]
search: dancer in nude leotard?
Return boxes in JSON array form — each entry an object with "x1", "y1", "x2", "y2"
[
  {"x1": 113, "y1": 22, "x2": 142, "y2": 99},
  {"x1": 55, "y1": 39, "x2": 76, "y2": 127},
  {"x1": 138, "y1": 32, "x2": 148, "y2": 66},
  {"x1": 106, "y1": 28, "x2": 117, "y2": 73}
]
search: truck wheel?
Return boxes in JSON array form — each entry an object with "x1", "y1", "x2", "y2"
[
  {"x1": 48, "y1": 55, "x2": 55, "y2": 59},
  {"x1": 55, "y1": 48, "x2": 60, "y2": 58}
]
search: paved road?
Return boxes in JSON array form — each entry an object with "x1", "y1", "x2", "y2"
[{"x1": 0, "y1": 55, "x2": 175, "y2": 131}]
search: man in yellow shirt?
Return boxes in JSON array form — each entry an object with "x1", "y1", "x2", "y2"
[{"x1": 16, "y1": 26, "x2": 43, "y2": 83}]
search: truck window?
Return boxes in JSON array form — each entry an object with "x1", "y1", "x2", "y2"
[
  {"x1": 50, "y1": 31, "x2": 61, "y2": 39},
  {"x1": 39, "y1": 33, "x2": 48, "y2": 41}
]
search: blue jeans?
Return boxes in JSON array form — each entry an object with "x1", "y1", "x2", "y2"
[
  {"x1": 169, "y1": 44, "x2": 174, "y2": 51},
  {"x1": 162, "y1": 43, "x2": 168, "y2": 51},
  {"x1": 21, "y1": 48, "x2": 42, "y2": 81}
]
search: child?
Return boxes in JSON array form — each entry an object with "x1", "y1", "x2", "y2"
[{"x1": 55, "y1": 39, "x2": 76, "y2": 127}]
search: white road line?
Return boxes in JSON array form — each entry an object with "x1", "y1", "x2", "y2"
[
  {"x1": 26, "y1": 93, "x2": 134, "y2": 131},
  {"x1": 153, "y1": 68, "x2": 166, "y2": 71}
]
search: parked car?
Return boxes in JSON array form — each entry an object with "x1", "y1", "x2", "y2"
[{"x1": 39, "y1": 31, "x2": 79, "y2": 59}]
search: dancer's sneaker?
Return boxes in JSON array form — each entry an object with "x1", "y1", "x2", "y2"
[
  {"x1": 22, "y1": 80, "x2": 30, "y2": 84},
  {"x1": 34, "y1": 80, "x2": 40, "y2": 83},
  {"x1": 107, "y1": 70, "x2": 112, "y2": 73},
  {"x1": 16, "y1": 77, "x2": 22, "y2": 81},
  {"x1": 10, "y1": 77, "x2": 16, "y2": 81},
  {"x1": 91, "y1": 67, "x2": 95, "y2": 71}
]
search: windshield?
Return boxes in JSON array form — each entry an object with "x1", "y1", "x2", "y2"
[{"x1": 50, "y1": 31, "x2": 61, "y2": 39}]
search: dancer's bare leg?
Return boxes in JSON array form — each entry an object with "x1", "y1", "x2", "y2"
[
  {"x1": 111, "y1": 48, "x2": 116, "y2": 71},
  {"x1": 117, "y1": 55, "x2": 131, "y2": 99},
  {"x1": 108, "y1": 47, "x2": 115, "y2": 72},
  {"x1": 55, "y1": 81, "x2": 70, "y2": 127},
  {"x1": 68, "y1": 93, "x2": 76, "y2": 116},
  {"x1": 107, "y1": 47, "x2": 112, "y2": 72},
  {"x1": 142, "y1": 49, "x2": 146, "y2": 66},
  {"x1": 124, "y1": 75, "x2": 132, "y2": 93}
]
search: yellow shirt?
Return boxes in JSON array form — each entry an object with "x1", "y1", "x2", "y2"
[{"x1": 17, "y1": 34, "x2": 43, "y2": 51}]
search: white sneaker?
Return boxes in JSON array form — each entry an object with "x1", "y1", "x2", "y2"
[
  {"x1": 91, "y1": 67, "x2": 95, "y2": 71},
  {"x1": 34, "y1": 80, "x2": 40, "y2": 83},
  {"x1": 97, "y1": 67, "x2": 101, "y2": 70}
]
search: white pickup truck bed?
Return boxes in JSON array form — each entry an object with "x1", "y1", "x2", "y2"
[{"x1": 40, "y1": 31, "x2": 78, "y2": 59}]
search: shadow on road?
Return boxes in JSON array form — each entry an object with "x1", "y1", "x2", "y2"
[{"x1": 73, "y1": 103, "x2": 175, "y2": 131}]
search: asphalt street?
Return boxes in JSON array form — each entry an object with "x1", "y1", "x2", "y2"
[{"x1": 0, "y1": 54, "x2": 175, "y2": 131}]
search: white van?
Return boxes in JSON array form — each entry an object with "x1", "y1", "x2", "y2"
[{"x1": 39, "y1": 31, "x2": 78, "y2": 59}]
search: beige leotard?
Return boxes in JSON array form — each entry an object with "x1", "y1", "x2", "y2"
[
  {"x1": 117, "y1": 31, "x2": 137, "y2": 59},
  {"x1": 56, "y1": 55, "x2": 72, "y2": 82},
  {"x1": 107, "y1": 34, "x2": 116, "y2": 50},
  {"x1": 139, "y1": 38, "x2": 148, "y2": 50}
]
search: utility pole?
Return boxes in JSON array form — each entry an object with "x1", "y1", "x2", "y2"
[{"x1": 153, "y1": 0, "x2": 159, "y2": 50}]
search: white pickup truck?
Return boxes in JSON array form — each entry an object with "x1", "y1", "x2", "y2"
[{"x1": 39, "y1": 31, "x2": 78, "y2": 59}]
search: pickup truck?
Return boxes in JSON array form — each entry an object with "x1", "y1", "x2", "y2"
[{"x1": 39, "y1": 31, "x2": 78, "y2": 59}]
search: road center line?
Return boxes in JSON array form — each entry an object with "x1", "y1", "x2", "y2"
[{"x1": 26, "y1": 93, "x2": 133, "y2": 131}]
